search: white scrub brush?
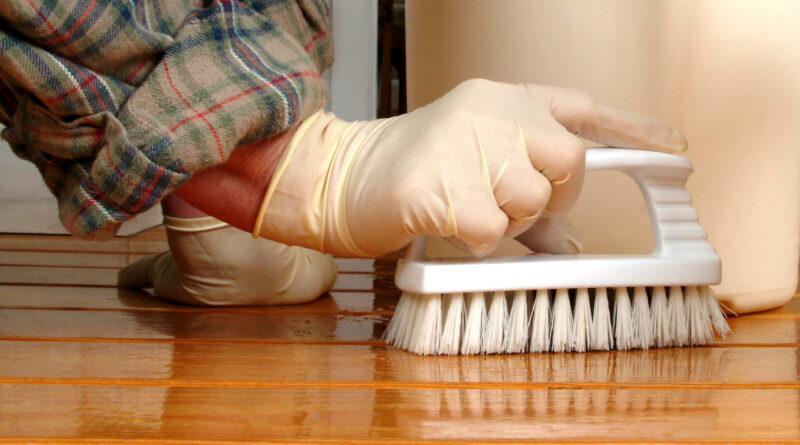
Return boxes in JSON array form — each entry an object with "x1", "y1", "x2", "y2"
[{"x1": 383, "y1": 148, "x2": 731, "y2": 355}]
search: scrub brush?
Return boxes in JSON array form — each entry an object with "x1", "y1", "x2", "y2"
[{"x1": 383, "y1": 148, "x2": 731, "y2": 355}]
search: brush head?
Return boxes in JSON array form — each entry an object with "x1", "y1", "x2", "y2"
[
  {"x1": 382, "y1": 285, "x2": 730, "y2": 355},
  {"x1": 385, "y1": 148, "x2": 729, "y2": 355}
]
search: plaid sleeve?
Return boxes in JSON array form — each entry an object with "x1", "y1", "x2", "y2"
[{"x1": 0, "y1": 0, "x2": 333, "y2": 238}]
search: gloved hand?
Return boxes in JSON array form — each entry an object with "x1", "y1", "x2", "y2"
[
  {"x1": 253, "y1": 79, "x2": 686, "y2": 257},
  {"x1": 118, "y1": 216, "x2": 338, "y2": 306}
]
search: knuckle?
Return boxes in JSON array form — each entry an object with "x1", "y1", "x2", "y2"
[
  {"x1": 551, "y1": 134, "x2": 585, "y2": 179},
  {"x1": 455, "y1": 78, "x2": 494, "y2": 93},
  {"x1": 525, "y1": 177, "x2": 553, "y2": 212},
  {"x1": 483, "y1": 211, "x2": 509, "y2": 241}
]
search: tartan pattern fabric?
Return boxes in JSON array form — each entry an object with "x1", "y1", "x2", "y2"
[{"x1": 0, "y1": 0, "x2": 333, "y2": 238}]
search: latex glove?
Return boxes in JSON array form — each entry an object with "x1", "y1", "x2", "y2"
[
  {"x1": 118, "y1": 216, "x2": 338, "y2": 306},
  {"x1": 516, "y1": 215, "x2": 582, "y2": 254},
  {"x1": 254, "y1": 79, "x2": 686, "y2": 257}
]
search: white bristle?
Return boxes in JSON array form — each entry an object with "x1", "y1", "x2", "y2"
[
  {"x1": 461, "y1": 292, "x2": 486, "y2": 355},
  {"x1": 382, "y1": 291, "x2": 413, "y2": 349},
  {"x1": 650, "y1": 286, "x2": 669, "y2": 348},
  {"x1": 482, "y1": 291, "x2": 508, "y2": 354},
  {"x1": 573, "y1": 288, "x2": 592, "y2": 352},
  {"x1": 631, "y1": 287, "x2": 652, "y2": 349},
  {"x1": 407, "y1": 293, "x2": 441, "y2": 355},
  {"x1": 685, "y1": 286, "x2": 713, "y2": 345},
  {"x1": 387, "y1": 284, "x2": 729, "y2": 355},
  {"x1": 613, "y1": 287, "x2": 633, "y2": 350},
  {"x1": 439, "y1": 292, "x2": 465, "y2": 355},
  {"x1": 550, "y1": 289, "x2": 574, "y2": 352},
  {"x1": 591, "y1": 287, "x2": 613, "y2": 351},
  {"x1": 701, "y1": 285, "x2": 732, "y2": 337},
  {"x1": 530, "y1": 289, "x2": 551, "y2": 352},
  {"x1": 668, "y1": 286, "x2": 689, "y2": 347},
  {"x1": 503, "y1": 289, "x2": 529, "y2": 353}
]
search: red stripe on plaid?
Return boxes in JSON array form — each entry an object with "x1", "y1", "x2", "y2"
[
  {"x1": 23, "y1": 0, "x2": 81, "y2": 62},
  {"x1": 20, "y1": 122, "x2": 103, "y2": 139},
  {"x1": 129, "y1": 165, "x2": 164, "y2": 213},
  {"x1": 168, "y1": 70, "x2": 319, "y2": 134},
  {"x1": 66, "y1": 193, "x2": 96, "y2": 232},
  {"x1": 65, "y1": 59, "x2": 109, "y2": 112},
  {"x1": 104, "y1": 144, "x2": 148, "y2": 192},
  {"x1": 163, "y1": 59, "x2": 225, "y2": 160},
  {"x1": 38, "y1": 0, "x2": 98, "y2": 46},
  {"x1": 23, "y1": 0, "x2": 109, "y2": 111},
  {"x1": 66, "y1": 174, "x2": 136, "y2": 233},
  {"x1": 304, "y1": 30, "x2": 328, "y2": 50},
  {"x1": 66, "y1": 168, "x2": 144, "y2": 233},
  {"x1": 43, "y1": 73, "x2": 97, "y2": 103},
  {"x1": 222, "y1": 4, "x2": 299, "y2": 113},
  {"x1": 292, "y1": 2, "x2": 312, "y2": 44},
  {"x1": 122, "y1": 59, "x2": 150, "y2": 84},
  {"x1": 85, "y1": 176, "x2": 132, "y2": 216}
]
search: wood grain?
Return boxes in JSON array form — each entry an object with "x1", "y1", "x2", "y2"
[
  {"x1": 1, "y1": 341, "x2": 798, "y2": 388},
  {"x1": 0, "y1": 307, "x2": 794, "y2": 346},
  {"x1": 0, "y1": 286, "x2": 397, "y2": 314},
  {"x1": 0, "y1": 265, "x2": 394, "y2": 288},
  {"x1": 1, "y1": 384, "x2": 798, "y2": 442},
  {"x1": 0, "y1": 231, "x2": 797, "y2": 443}
]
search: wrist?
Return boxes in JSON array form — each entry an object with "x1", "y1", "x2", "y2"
[
  {"x1": 254, "y1": 110, "x2": 390, "y2": 255},
  {"x1": 174, "y1": 128, "x2": 296, "y2": 232}
]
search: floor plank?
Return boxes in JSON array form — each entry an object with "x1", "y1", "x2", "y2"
[
  {"x1": 2, "y1": 385, "x2": 798, "y2": 442},
  {"x1": 1, "y1": 341, "x2": 797, "y2": 388},
  {"x1": 0, "y1": 232, "x2": 166, "y2": 254},
  {"x1": 0, "y1": 308, "x2": 387, "y2": 344},
  {"x1": 0, "y1": 230, "x2": 796, "y2": 443},
  {"x1": 0, "y1": 286, "x2": 397, "y2": 314},
  {"x1": 0, "y1": 265, "x2": 392, "y2": 288},
  {"x1": 0, "y1": 307, "x2": 791, "y2": 345}
]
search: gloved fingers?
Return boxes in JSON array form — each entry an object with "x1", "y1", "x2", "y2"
[
  {"x1": 519, "y1": 120, "x2": 587, "y2": 215},
  {"x1": 515, "y1": 215, "x2": 583, "y2": 254},
  {"x1": 446, "y1": 180, "x2": 509, "y2": 258},
  {"x1": 117, "y1": 253, "x2": 162, "y2": 288},
  {"x1": 147, "y1": 251, "x2": 210, "y2": 306},
  {"x1": 272, "y1": 247, "x2": 339, "y2": 305},
  {"x1": 476, "y1": 122, "x2": 553, "y2": 237},
  {"x1": 539, "y1": 85, "x2": 688, "y2": 152}
]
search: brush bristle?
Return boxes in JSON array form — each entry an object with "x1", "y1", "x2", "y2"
[
  {"x1": 591, "y1": 287, "x2": 613, "y2": 351},
  {"x1": 668, "y1": 286, "x2": 689, "y2": 347},
  {"x1": 438, "y1": 292, "x2": 464, "y2": 355},
  {"x1": 503, "y1": 290, "x2": 529, "y2": 353},
  {"x1": 460, "y1": 292, "x2": 486, "y2": 355},
  {"x1": 631, "y1": 287, "x2": 652, "y2": 349},
  {"x1": 551, "y1": 289, "x2": 574, "y2": 352},
  {"x1": 613, "y1": 287, "x2": 633, "y2": 350},
  {"x1": 573, "y1": 288, "x2": 592, "y2": 352},
  {"x1": 482, "y1": 291, "x2": 508, "y2": 354},
  {"x1": 385, "y1": 285, "x2": 731, "y2": 355},
  {"x1": 530, "y1": 289, "x2": 551, "y2": 353}
]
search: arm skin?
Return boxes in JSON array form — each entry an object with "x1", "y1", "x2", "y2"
[{"x1": 164, "y1": 128, "x2": 297, "y2": 232}]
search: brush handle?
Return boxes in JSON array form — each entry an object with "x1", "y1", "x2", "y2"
[{"x1": 407, "y1": 148, "x2": 715, "y2": 258}]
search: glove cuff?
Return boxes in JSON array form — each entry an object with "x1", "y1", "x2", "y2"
[{"x1": 163, "y1": 215, "x2": 230, "y2": 233}]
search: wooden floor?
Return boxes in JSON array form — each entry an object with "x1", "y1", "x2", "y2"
[{"x1": 1, "y1": 230, "x2": 799, "y2": 443}]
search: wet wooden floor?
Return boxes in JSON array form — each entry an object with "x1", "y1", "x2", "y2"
[{"x1": 1, "y1": 230, "x2": 798, "y2": 443}]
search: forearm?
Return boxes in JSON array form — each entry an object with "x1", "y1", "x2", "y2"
[{"x1": 174, "y1": 128, "x2": 297, "y2": 232}]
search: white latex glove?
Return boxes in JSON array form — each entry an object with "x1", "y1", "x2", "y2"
[
  {"x1": 118, "y1": 216, "x2": 338, "y2": 306},
  {"x1": 516, "y1": 215, "x2": 582, "y2": 254},
  {"x1": 254, "y1": 79, "x2": 686, "y2": 257}
]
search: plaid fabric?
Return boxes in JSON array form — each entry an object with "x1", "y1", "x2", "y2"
[{"x1": 0, "y1": 0, "x2": 333, "y2": 238}]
